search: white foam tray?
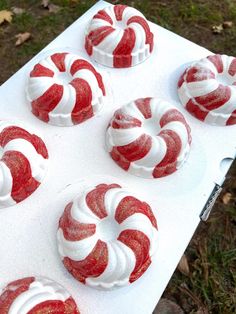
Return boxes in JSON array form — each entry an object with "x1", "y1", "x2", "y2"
[{"x1": 0, "y1": 1, "x2": 235, "y2": 313}]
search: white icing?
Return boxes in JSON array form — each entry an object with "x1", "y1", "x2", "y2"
[
  {"x1": 8, "y1": 277, "x2": 70, "y2": 314},
  {"x1": 57, "y1": 185, "x2": 158, "y2": 289}
]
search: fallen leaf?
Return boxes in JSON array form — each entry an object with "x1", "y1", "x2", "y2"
[
  {"x1": 0, "y1": 10, "x2": 13, "y2": 25},
  {"x1": 15, "y1": 32, "x2": 31, "y2": 46},
  {"x1": 41, "y1": 0, "x2": 50, "y2": 8},
  {"x1": 48, "y1": 4, "x2": 61, "y2": 13},
  {"x1": 222, "y1": 192, "x2": 232, "y2": 205},
  {"x1": 212, "y1": 24, "x2": 223, "y2": 34},
  {"x1": 177, "y1": 254, "x2": 190, "y2": 276},
  {"x1": 223, "y1": 21, "x2": 233, "y2": 29},
  {"x1": 153, "y1": 298, "x2": 184, "y2": 314},
  {"x1": 12, "y1": 7, "x2": 25, "y2": 15}
]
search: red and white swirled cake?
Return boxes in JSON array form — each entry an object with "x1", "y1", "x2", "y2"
[
  {"x1": 85, "y1": 4, "x2": 154, "y2": 68},
  {"x1": 178, "y1": 54, "x2": 236, "y2": 126},
  {"x1": 0, "y1": 121, "x2": 48, "y2": 209},
  {"x1": 106, "y1": 98, "x2": 191, "y2": 178},
  {"x1": 0, "y1": 276, "x2": 79, "y2": 313},
  {"x1": 27, "y1": 52, "x2": 107, "y2": 126},
  {"x1": 57, "y1": 183, "x2": 158, "y2": 289}
]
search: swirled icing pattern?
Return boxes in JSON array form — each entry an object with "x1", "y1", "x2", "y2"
[
  {"x1": 0, "y1": 276, "x2": 79, "y2": 314},
  {"x1": 27, "y1": 52, "x2": 106, "y2": 126},
  {"x1": 57, "y1": 183, "x2": 158, "y2": 289},
  {"x1": 85, "y1": 4, "x2": 154, "y2": 68},
  {"x1": 106, "y1": 98, "x2": 191, "y2": 178},
  {"x1": 178, "y1": 54, "x2": 236, "y2": 126},
  {"x1": 0, "y1": 121, "x2": 48, "y2": 208}
]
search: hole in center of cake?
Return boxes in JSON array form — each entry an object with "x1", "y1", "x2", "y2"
[
  {"x1": 115, "y1": 20, "x2": 127, "y2": 30},
  {"x1": 54, "y1": 71, "x2": 72, "y2": 85},
  {"x1": 97, "y1": 217, "x2": 120, "y2": 242},
  {"x1": 217, "y1": 73, "x2": 235, "y2": 86},
  {"x1": 142, "y1": 118, "x2": 161, "y2": 136}
]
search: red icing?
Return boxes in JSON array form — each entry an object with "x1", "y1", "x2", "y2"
[
  {"x1": 28, "y1": 298, "x2": 79, "y2": 314},
  {"x1": 152, "y1": 130, "x2": 182, "y2": 178},
  {"x1": 0, "y1": 277, "x2": 34, "y2": 314},
  {"x1": 70, "y1": 59, "x2": 106, "y2": 96},
  {"x1": 115, "y1": 196, "x2": 157, "y2": 228},
  {"x1": 113, "y1": 27, "x2": 136, "y2": 68},
  {"x1": 51, "y1": 53, "x2": 68, "y2": 72},
  {"x1": 118, "y1": 230, "x2": 151, "y2": 283},
  {"x1": 116, "y1": 134, "x2": 152, "y2": 162},
  {"x1": 63, "y1": 240, "x2": 108, "y2": 284},
  {"x1": 135, "y1": 98, "x2": 152, "y2": 119},
  {"x1": 32, "y1": 83, "x2": 63, "y2": 123},
  {"x1": 30, "y1": 64, "x2": 54, "y2": 78},
  {"x1": 0, "y1": 126, "x2": 48, "y2": 159},
  {"x1": 70, "y1": 78, "x2": 93, "y2": 125},
  {"x1": 2, "y1": 151, "x2": 40, "y2": 202},
  {"x1": 207, "y1": 54, "x2": 223, "y2": 73},
  {"x1": 59, "y1": 202, "x2": 96, "y2": 241},
  {"x1": 228, "y1": 57, "x2": 236, "y2": 76},
  {"x1": 94, "y1": 9, "x2": 113, "y2": 25},
  {"x1": 114, "y1": 4, "x2": 127, "y2": 21},
  {"x1": 86, "y1": 184, "x2": 120, "y2": 219},
  {"x1": 112, "y1": 110, "x2": 142, "y2": 129},
  {"x1": 178, "y1": 70, "x2": 186, "y2": 88},
  {"x1": 85, "y1": 26, "x2": 115, "y2": 55},
  {"x1": 127, "y1": 16, "x2": 154, "y2": 52},
  {"x1": 186, "y1": 66, "x2": 215, "y2": 83}
]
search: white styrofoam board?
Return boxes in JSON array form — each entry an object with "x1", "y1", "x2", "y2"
[{"x1": 0, "y1": 1, "x2": 235, "y2": 313}]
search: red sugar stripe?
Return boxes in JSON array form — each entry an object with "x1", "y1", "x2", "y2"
[
  {"x1": 112, "y1": 110, "x2": 142, "y2": 129},
  {"x1": 117, "y1": 134, "x2": 152, "y2": 162},
  {"x1": 0, "y1": 126, "x2": 48, "y2": 159},
  {"x1": 186, "y1": 67, "x2": 215, "y2": 83},
  {"x1": 226, "y1": 109, "x2": 236, "y2": 125},
  {"x1": 127, "y1": 16, "x2": 154, "y2": 52},
  {"x1": 70, "y1": 59, "x2": 106, "y2": 96},
  {"x1": 115, "y1": 196, "x2": 157, "y2": 228},
  {"x1": 207, "y1": 54, "x2": 223, "y2": 73},
  {"x1": 70, "y1": 78, "x2": 93, "y2": 125},
  {"x1": 135, "y1": 98, "x2": 152, "y2": 119},
  {"x1": 228, "y1": 58, "x2": 236, "y2": 76},
  {"x1": 0, "y1": 277, "x2": 35, "y2": 313},
  {"x1": 118, "y1": 230, "x2": 151, "y2": 283},
  {"x1": 110, "y1": 147, "x2": 131, "y2": 171},
  {"x1": 30, "y1": 64, "x2": 54, "y2": 78},
  {"x1": 186, "y1": 99, "x2": 208, "y2": 121},
  {"x1": 31, "y1": 83, "x2": 63, "y2": 123},
  {"x1": 114, "y1": 5, "x2": 127, "y2": 21},
  {"x1": 87, "y1": 26, "x2": 115, "y2": 46},
  {"x1": 94, "y1": 9, "x2": 113, "y2": 25},
  {"x1": 28, "y1": 299, "x2": 79, "y2": 314},
  {"x1": 113, "y1": 27, "x2": 136, "y2": 68},
  {"x1": 194, "y1": 85, "x2": 231, "y2": 111},
  {"x1": 63, "y1": 240, "x2": 108, "y2": 284},
  {"x1": 51, "y1": 53, "x2": 68, "y2": 72},
  {"x1": 2, "y1": 151, "x2": 40, "y2": 203},
  {"x1": 86, "y1": 184, "x2": 120, "y2": 219},
  {"x1": 59, "y1": 203, "x2": 96, "y2": 241}
]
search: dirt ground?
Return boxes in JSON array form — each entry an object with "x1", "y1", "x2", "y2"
[{"x1": 0, "y1": 1, "x2": 235, "y2": 313}]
